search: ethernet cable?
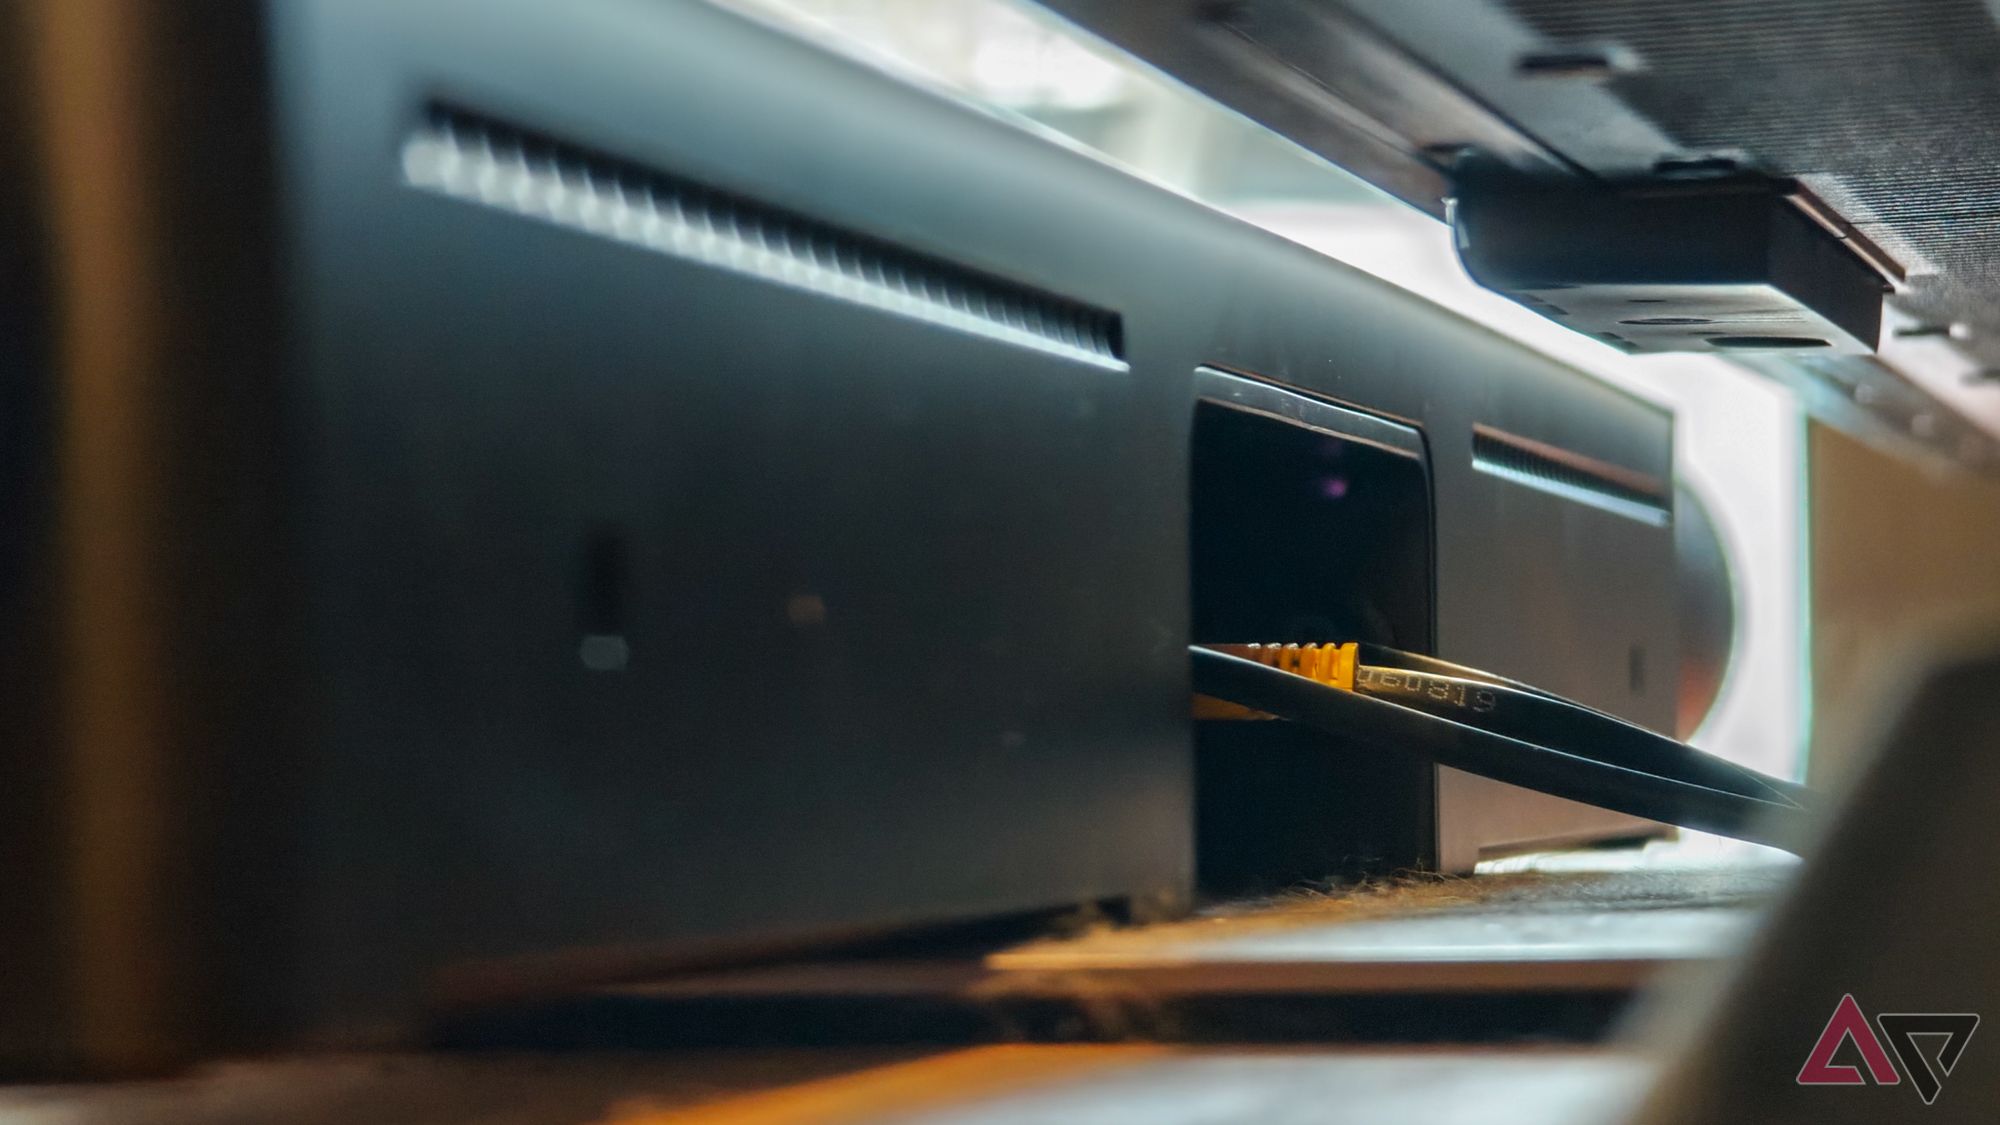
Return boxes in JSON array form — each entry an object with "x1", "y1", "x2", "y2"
[{"x1": 1191, "y1": 642, "x2": 1811, "y2": 851}]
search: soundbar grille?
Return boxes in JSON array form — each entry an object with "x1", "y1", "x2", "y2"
[
  {"x1": 1472, "y1": 425, "x2": 1671, "y2": 526},
  {"x1": 400, "y1": 107, "x2": 1126, "y2": 369}
]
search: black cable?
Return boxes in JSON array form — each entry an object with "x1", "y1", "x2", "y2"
[
  {"x1": 1191, "y1": 644, "x2": 1811, "y2": 852},
  {"x1": 1349, "y1": 643, "x2": 1814, "y2": 808}
]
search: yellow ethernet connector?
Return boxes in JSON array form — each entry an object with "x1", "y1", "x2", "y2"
[{"x1": 1192, "y1": 642, "x2": 1357, "y2": 720}]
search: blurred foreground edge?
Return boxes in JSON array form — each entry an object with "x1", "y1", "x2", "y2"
[{"x1": 1630, "y1": 628, "x2": 2000, "y2": 1122}]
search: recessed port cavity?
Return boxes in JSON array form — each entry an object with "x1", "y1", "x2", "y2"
[
  {"x1": 577, "y1": 526, "x2": 631, "y2": 671},
  {"x1": 1189, "y1": 368, "x2": 1436, "y2": 890}
]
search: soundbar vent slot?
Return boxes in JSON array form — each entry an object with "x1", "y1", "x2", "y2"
[
  {"x1": 1472, "y1": 425, "x2": 1671, "y2": 526},
  {"x1": 400, "y1": 106, "x2": 1126, "y2": 369}
]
